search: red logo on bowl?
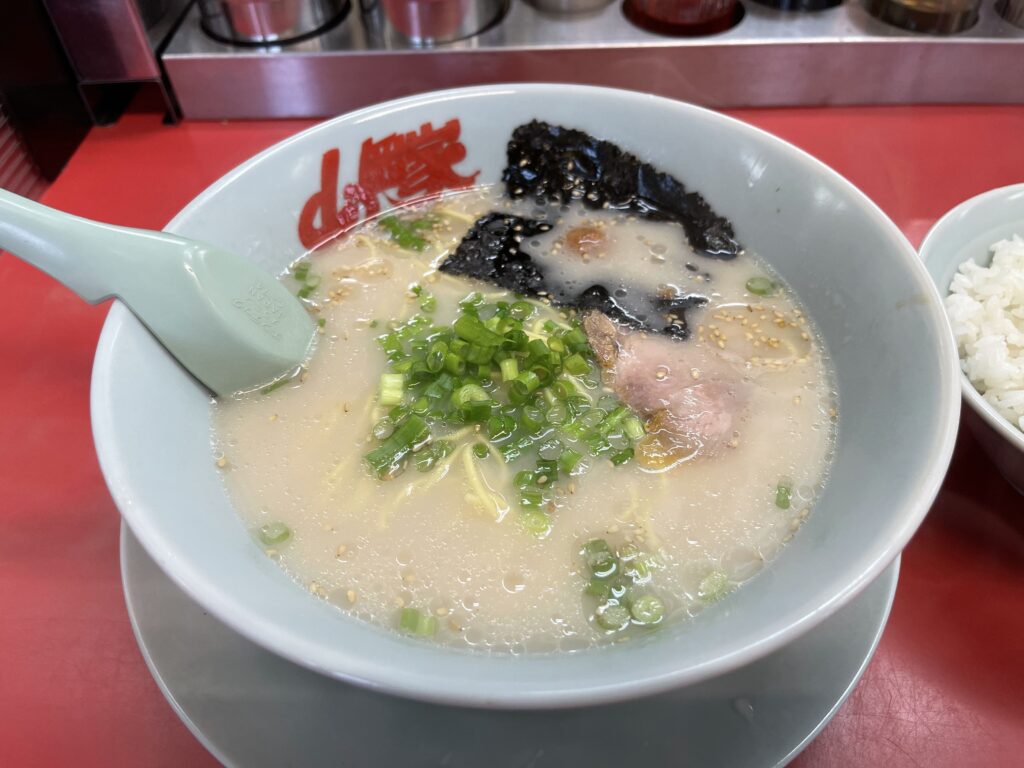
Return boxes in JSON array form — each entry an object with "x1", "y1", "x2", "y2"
[{"x1": 298, "y1": 119, "x2": 479, "y2": 250}]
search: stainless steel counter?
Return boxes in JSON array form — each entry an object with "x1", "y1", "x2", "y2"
[{"x1": 163, "y1": 0, "x2": 1024, "y2": 118}]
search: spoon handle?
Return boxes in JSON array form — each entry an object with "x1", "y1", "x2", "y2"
[{"x1": 0, "y1": 188, "x2": 181, "y2": 304}]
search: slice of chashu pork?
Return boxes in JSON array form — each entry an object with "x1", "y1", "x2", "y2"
[{"x1": 584, "y1": 311, "x2": 747, "y2": 470}]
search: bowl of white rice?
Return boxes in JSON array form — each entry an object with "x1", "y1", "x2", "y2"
[{"x1": 921, "y1": 183, "x2": 1024, "y2": 495}]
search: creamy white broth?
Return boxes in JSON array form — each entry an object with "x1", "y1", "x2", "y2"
[{"x1": 211, "y1": 187, "x2": 836, "y2": 653}]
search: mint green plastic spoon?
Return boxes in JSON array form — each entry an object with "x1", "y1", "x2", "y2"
[{"x1": 0, "y1": 189, "x2": 315, "y2": 396}]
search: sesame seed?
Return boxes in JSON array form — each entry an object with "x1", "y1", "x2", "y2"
[
  {"x1": 347, "y1": 590, "x2": 357, "y2": 603},
  {"x1": 336, "y1": 544, "x2": 348, "y2": 557},
  {"x1": 216, "y1": 457, "x2": 228, "y2": 468}
]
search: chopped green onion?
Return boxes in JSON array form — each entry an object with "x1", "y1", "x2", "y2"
[
  {"x1": 460, "y1": 401, "x2": 493, "y2": 423},
  {"x1": 454, "y1": 315, "x2": 504, "y2": 346},
  {"x1": 623, "y1": 556, "x2": 651, "y2": 583},
  {"x1": 587, "y1": 548, "x2": 618, "y2": 580},
  {"x1": 520, "y1": 511, "x2": 552, "y2": 538},
  {"x1": 514, "y1": 469, "x2": 536, "y2": 489},
  {"x1": 399, "y1": 607, "x2": 438, "y2": 636},
  {"x1": 698, "y1": 571, "x2": 731, "y2": 603},
  {"x1": 563, "y1": 353, "x2": 589, "y2": 376},
  {"x1": 466, "y1": 344, "x2": 493, "y2": 365},
  {"x1": 746, "y1": 276, "x2": 776, "y2": 296},
  {"x1": 629, "y1": 595, "x2": 665, "y2": 625},
  {"x1": 504, "y1": 329, "x2": 528, "y2": 349},
  {"x1": 459, "y1": 292, "x2": 483, "y2": 311},
  {"x1": 414, "y1": 440, "x2": 453, "y2": 472},
  {"x1": 379, "y1": 373, "x2": 405, "y2": 406},
  {"x1": 444, "y1": 353, "x2": 466, "y2": 376},
  {"x1": 363, "y1": 414, "x2": 429, "y2": 477},
  {"x1": 521, "y1": 406, "x2": 545, "y2": 434},
  {"x1": 292, "y1": 262, "x2": 310, "y2": 282},
  {"x1": 316, "y1": 317, "x2": 326, "y2": 328},
  {"x1": 564, "y1": 327, "x2": 588, "y2": 348},
  {"x1": 527, "y1": 338, "x2": 551, "y2": 360},
  {"x1": 511, "y1": 371, "x2": 541, "y2": 398},
  {"x1": 529, "y1": 365, "x2": 554, "y2": 386},
  {"x1": 775, "y1": 481, "x2": 792, "y2": 510},
  {"x1": 510, "y1": 301, "x2": 535, "y2": 320},
  {"x1": 380, "y1": 216, "x2": 429, "y2": 251},
  {"x1": 473, "y1": 443, "x2": 489, "y2": 459},
  {"x1": 585, "y1": 577, "x2": 612, "y2": 599},
  {"x1": 371, "y1": 417, "x2": 394, "y2": 440},
  {"x1": 499, "y1": 358, "x2": 519, "y2": 382},
  {"x1": 610, "y1": 447, "x2": 634, "y2": 466},
  {"x1": 452, "y1": 383, "x2": 490, "y2": 408},
  {"x1": 257, "y1": 522, "x2": 291, "y2": 546},
  {"x1": 596, "y1": 602, "x2": 631, "y2": 631},
  {"x1": 487, "y1": 415, "x2": 516, "y2": 442},
  {"x1": 558, "y1": 448, "x2": 583, "y2": 474},
  {"x1": 519, "y1": 488, "x2": 544, "y2": 508},
  {"x1": 260, "y1": 376, "x2": 292, "y2": 395},
  {"x1": 623, "y1": 417, "x2": 645, "y2": 441}
]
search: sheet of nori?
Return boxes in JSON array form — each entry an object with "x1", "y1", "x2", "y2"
[
  {"x1": 503, "y1": 120, "x2": 741, "y2": 260},
  {"x1": 439, "y1": 121, "x2": 738, "y2": 340}
]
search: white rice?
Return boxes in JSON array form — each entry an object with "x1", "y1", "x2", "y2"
[{"x1": 945, "y1": 234, "x2": 1024, "y2": 433}]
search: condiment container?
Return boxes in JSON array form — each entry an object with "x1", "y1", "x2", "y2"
[
  {"x1": 863, "y1": 0, "x2": 981, "y2": 33},
  {"x1": 199, "y1": 0, "x2": 348, "y2": 45},
  {"x1": 624, "y1": 0, "x2": 739, "y2": 35},
  {"x1": 361, "y1": 0, "x2": 506, "y2": 45}
]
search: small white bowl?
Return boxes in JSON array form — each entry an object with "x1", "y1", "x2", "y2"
[
  {"x1": 920, "y1": 184, "x2": 1024, "y2": 495},
  {"x1": 90, "y1": 85, "x2": 960, "y2": 708}
]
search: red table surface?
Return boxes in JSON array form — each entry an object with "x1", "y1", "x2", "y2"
[{"x1": 1, "y1": 106, "x2": 1023, "y2": 768}]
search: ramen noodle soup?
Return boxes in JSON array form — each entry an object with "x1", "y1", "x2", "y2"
[{"x1": 212, "y1": 123, "x2": 837, "y2": 653}]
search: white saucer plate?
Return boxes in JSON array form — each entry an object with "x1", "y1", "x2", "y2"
[{"x1": 121, "y1": 525, "x2": 898, "y2": 768}]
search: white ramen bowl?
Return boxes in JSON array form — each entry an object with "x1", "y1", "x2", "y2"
[
  {"x1": 919, "y1": 184, "x2": 1024, "y2": 495},
  {"x1": 91, "y1": 85, "x2": 960, "y2": 709}
]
